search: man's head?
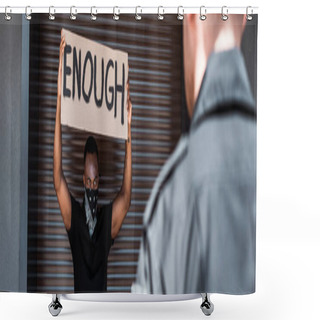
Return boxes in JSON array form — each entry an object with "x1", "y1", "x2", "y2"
[
  {"x1": 83, "y1": 136, "x2": 99, "y2": 190},
  {"x1": 183, "y1": 14, "x2": 247, "y2": 118}
]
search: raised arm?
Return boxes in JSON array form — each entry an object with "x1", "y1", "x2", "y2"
[
  {"x1": 53, "y1": 32, "x2": 72, "y2": 231},
  {"x1": 111, "y1": 80, "x2": 132, "y2": 239}
]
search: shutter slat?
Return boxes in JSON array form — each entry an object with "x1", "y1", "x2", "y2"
[{"x1": 28, "y1": 14, "x2": 182, "y2": 293}]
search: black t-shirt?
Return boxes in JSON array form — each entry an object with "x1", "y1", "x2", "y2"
[{"x1": 67, "y1": 193, "x2": 114, "y2": 293}]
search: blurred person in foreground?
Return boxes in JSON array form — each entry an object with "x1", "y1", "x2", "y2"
[{"x1": 132, "y1": 14, "x2": 256, "y2": 294}]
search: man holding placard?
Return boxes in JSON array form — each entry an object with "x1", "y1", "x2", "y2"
[{"x1": 53, "y1": 30, "x2": 132, "y2": 293}]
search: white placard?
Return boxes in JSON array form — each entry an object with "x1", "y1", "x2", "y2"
[{"x1": 61, "y1": 28, "x2": 128, "y2": 139}]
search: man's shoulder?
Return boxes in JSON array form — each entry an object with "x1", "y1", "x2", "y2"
[
  {"x1": 100, "y1": 201, "x2": 113, "y2": 211},
  {"x1": 187, "y1": 115, "x2": 256, "y2": 184},
  {"x1": 97, "y1": 202, "x2": 113, "y2": 242},
  {"x1": 67, "y1": 193, "x2": 84, "y2": 239},
  {"x1": 99, "y1": 201, "x2": 113, "y2": 219},
  {"x1": 190, "y1": 110, "x2": 255, "y2": 152},
  {"x1": 70, "y1": 193, "x2": 82, "y2": 212}
]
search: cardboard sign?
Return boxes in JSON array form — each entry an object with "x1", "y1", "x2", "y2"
[{"x1": 61, "y1": 28, "x2": 128, "y2": 140}]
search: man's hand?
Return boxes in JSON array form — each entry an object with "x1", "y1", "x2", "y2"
[
  {"x1": 54, "y1": 30, "x2": 71, "y2": 232},
  {"x1": 57, "y1": 32, "x2": 66, "y2": 98},
  {"x1": 127, "y1": 77, "x2": 132, "y2": 128},
  {"x1": 111, "y1": 71, "x2": 132, "y2": 239},
  {"x1": 126, "y1": 71, "x2": 132, "y2": 143}
]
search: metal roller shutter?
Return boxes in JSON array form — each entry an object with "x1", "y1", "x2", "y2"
[{"x1": 27, "y1": 14, "x2": 183, "y2": 293}]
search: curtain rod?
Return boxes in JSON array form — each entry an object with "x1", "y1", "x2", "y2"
[{"x1": 0, "y1": 6, "x2": 259, "y2": 17}]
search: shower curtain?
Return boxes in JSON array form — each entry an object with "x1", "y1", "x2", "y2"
[{"x1": 0, "y1": 11, "x2": 258, "y2": 295}]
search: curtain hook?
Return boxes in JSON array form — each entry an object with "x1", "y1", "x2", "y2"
[
  {"x1": 157, "y1": 6, "x2": 164, "y2": 20},
  {"x1": 90, "y1": 6, "x2": 97, "y2": 21},
  {"x1": 200, "y1": 6, "x2": 207, "y2": 21},
  {"x1": 246, "y1": 6, "x2": 253, "y2": 21},
  {"x1": 49, "y1": 6, "x2": 55, "y2": 20},
  {"x1": 135, "y1": 6, "x2": 142, "y2": 20},
  {"x1": 25, "y1": 6, "x2": 32, "y2": 20},
  {"x1": 70, "y1": 6, "x2": 77, "y2": 20},
  {"x1": 5, "y1": 6, "x2": 12, "y2": 21},
  {"x1": 221, "y1": 6, "x2": 228, "y2": 21},
  {"x1": 113, "y1": 6, "x2": 120, "y2": 21},
  {"x1": 177, "y1": 6, "x2": 184, "y2": 21}
]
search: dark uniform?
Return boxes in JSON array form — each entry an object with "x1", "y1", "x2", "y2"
[{"x1": 67, "y1": 194, "x2": 113, "y2": 293}]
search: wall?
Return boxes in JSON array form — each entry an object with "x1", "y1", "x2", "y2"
[{"x1": 0, "y1": 15, "x2": 29, "y2": 292}]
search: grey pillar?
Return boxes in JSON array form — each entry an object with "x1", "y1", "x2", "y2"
[{"x1": 0, "y1": 15, "x2": 29, "y2": 292}]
